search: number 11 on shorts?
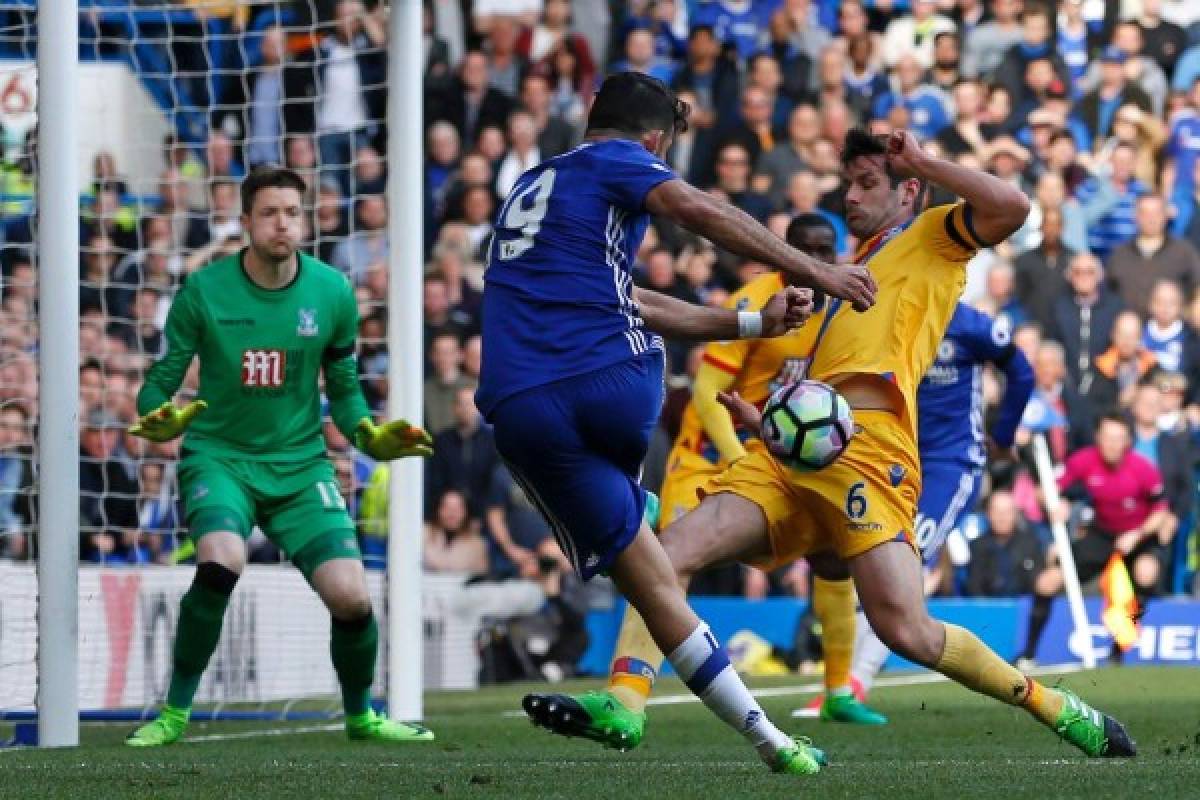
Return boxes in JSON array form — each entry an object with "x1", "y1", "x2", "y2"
[{"x1": 316, "y1": 481, "x2": 346, "y2": 510}]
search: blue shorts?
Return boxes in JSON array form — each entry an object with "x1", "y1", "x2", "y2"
[
  {"x1": 914, "y1": 460, "x2": 982, "y2": 566},
  {"x1": 489, "y1": 353, "x2": 664, "y2": 580}
]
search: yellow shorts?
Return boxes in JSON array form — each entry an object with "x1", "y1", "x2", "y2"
[
  {"x1": 659, "y1": 444, "x2": 723, "y2": 526},
  {"x1": 702, "y1": 411, "x2": 920, "y2": 570}
]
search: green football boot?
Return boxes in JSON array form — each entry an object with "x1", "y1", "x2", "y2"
[
  {"x1": 346, "y1": 709, "x2": 435, "y2": 742},
  {"x1": 770, "y1": 736, "x2": 824, "y2": 775},
  {"x1": 125, "y1": 705, "x2": 190, "y2": 747},
  {"x1": 1053, "y1": 689, "x2": 1136, "y2": 758},
  {"x1": 523, "y1": 689, "x2": 646, "y2": 751},
  {"x1": 820, "y1": 691, "x2": 889, "y2": 725}
]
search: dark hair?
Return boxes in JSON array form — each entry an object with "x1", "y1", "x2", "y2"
[
  {"x1": 587, "y1": 71, "x2": 690, "y2": 137},
  {"x1": 840, "y1": 127, "x2": 926, "y2": 201},
  {"x1": 240, "y1": 166, "x2": 306, "y2": 214},
  {"x1": 688, "y1": 24, "x2": 716, "y2": 41},
  {"x1": 1096, "y1": 411, "x2": 1132, "y2": 434},
  {"x1": 785, "y1": 213, "x2": 835, "y2": 246}
]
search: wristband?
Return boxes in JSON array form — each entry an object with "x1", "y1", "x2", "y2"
[{"x1": 737, "y1": 311, "x2": 762, "y2": 339}]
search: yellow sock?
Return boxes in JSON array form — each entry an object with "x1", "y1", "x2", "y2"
[
  {"x1": 606, "y1": 607, "x2": 663, "y2": 713},
  {"x1": 812, "y1": 577, "x2": 855, "y2": 693},
  {"x1": 935, "y1": 624, "x2": 1064, "y2": 727}
]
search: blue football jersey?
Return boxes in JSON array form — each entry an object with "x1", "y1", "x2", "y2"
[
  {"x1": 918, "y1": 303, "x2": 1027, "y2": 466},
  {"x1": 477, "y1": 139, "x2": 675, "y2": 417}
]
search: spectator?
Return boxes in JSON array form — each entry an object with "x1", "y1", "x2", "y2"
[
  {"x1": 351, "y1": 143, "x2": 387, "y2": 196},
  {"x1": 1076, "y1": 143, "x2": 1148, "y2": 263},
  {"x1": 313, "y1": 0, "x2": 386, "y2": 194},
  {"x1": 1107, "y1": 194, "x2": 1200, "y2": 316},
  {"x1": 205, "y1": 130, "x2": 245, "y2": 181},
  {"x1": 423, "y1": 489, "x2": 489, "y2": 574},
  {"x1": 1143, "y1": 279, "x2": 1200, "y2": 376},
  {"x1": 242, "y1": 25, "x2": 306, "y2": 167},
  {"x1": 718, "y1": 85, "x2": 780, "y2": 168},
  {"x1": 978, "y1": 261, "x2": 1028, "y2": 329},
  {"x1": 992, "y1": 5, "x2": 1068, "y2": 110},
  {"x1": 425, "y1": 385, "x2": 500, "y2": 520},
  {"x1": 692, "y1": 0, "x2": 776, "y2": 60},
  {"x1": 936, "y1": 78, "x2": 997, "y2": 159},
  {"x1": 1056, "y1": 0, "x2": 1100, "y2": 87},
  {"x1": 314, "y1": 183, "x2": 349, "y2": 265},
  {"x1": 1101, "y1": 22, "x2": 1168, "y2": 116},
  {"x1": 496, "y1": 110, "x2": 543, "y2": 198},
  {"x1": 1019, "y1": 340, "x2": 1096, "y2": 460},
  {"x1": 927, "y1": 31, "x2": 962, "y2": 93},
  {"x1": 0, "y1": 402, "x2": 34, "y2": 560},
  {"x1": 670, "y1": 25, "x2": 740, "y2": 185},
  {"x1": 710, "y1": 142, "x2": 772, "y2": 223},
  {"x1": 1130, "y1": 382, "x2": 1195, "y2": 528},
  {"x1": 540, "y1": 37, "x2": 595, "y2": 129},
  {"x1": 185, "y1": 178, "x2": 241, "y2": 251},
  {"x1": 331, "y1": 194, "x2": 389, "y2": 285},
  {"x1": 611, "y1": 27, "x2": 675, "y2": 84},
  {"x1": 108, "y1": 286, "x2": 165, "y2": 359},
  {"x1": 424, "y1": 333, "x2": 471, "y2": 435},
  {"x1": 79, "y1": 408, "x2": 140, "y2": 563},
  {"x1": 456, "y1": 184, "x2": 496, "y2": 259},
  {"x1": 484, "y1": 463, "x2": 557, "y2": 579},
  {"x1": 1017, "y1": 414, "x2": 1175, "y2": 665},
  {"x1": 1093, "y1": 310, "x2": 1158, "y2": 410},
  {"x1": 1165, "y1": 81, "x2": 1200, "y2": 208},
  {"x1": 761, "y1": 10, "x2": 815, "y2": 105},
  {"x1": 136, "y1": 461, "x2": 181, "y2": 564},
  {"x1": 518, "y1": 73, "x2": 575, "y2": 159},
  {"x1": 1014, "y1": 204, "x2": 1074, "y2": 332},
  {"x1": 881, "y1": 0, "x2": 955, "y2": 69},
  {"x1": 843, "y1": 33, "x2": 889, "y2": 124},
  {"x1": 754, "y1": 104, "x2": 816, "y2": 203},
  {"x1": 484, "y1": 15, "x2": 530, "y2": 98},
  {"x1": 517, "y1": 0, "x2": 596, "y2": 76},
  {"x1": 423, "y1": 274, "x2": 476, "y2": 353},
  {"x1": 1076, "y1": 47, "x2": 1154, "y2": 145},
  {"x1": 962, "y1": 0, "x2": 1023, "y2": 79},
  {"x1": 1138, "y1": 0, "x2": 1189, "y2": 93},
  {"x1": 433, "y1": 50, "x2": 513, "y2": 147},
  {"x1": 872, "y1": 54, "x2": 951, "y2": 140},
  {"x1": 1103, "y1": 105, "x2": 1167, "y2": 190},
  {"x1": 966, "y1": 490, "x2": 1045, "y2": 597}
]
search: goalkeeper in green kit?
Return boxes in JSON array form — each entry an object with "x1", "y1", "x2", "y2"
[{"x1": 126, "y1": 167, "x2": 435, "y2": 746}]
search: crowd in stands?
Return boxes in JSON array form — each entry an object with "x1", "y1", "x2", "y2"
[{"x1": 0, "y1": 0, "x2": 1197, "y2": 606}]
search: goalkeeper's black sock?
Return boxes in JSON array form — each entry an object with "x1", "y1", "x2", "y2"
[
  {"x1": 331, "y1": 610, "x2": 378, "y2": 717},
  {"x1": 1021, "y1": 594, "x2": 1053, "y2": 661},
  {"x1": 167, "y1": 562, "x2": 238, "y2": 709}
]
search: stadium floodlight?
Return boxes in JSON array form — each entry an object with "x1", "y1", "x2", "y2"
[{"x1": 1030, "y1": 433, "x2": 1098, "y2": 669}]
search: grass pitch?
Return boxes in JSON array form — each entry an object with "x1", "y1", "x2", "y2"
[{"x1": 2, "y1": 666, "x2": 1198, "y2": 799}]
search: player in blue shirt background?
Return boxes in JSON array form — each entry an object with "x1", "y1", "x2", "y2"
[
  {"x1": 479, "y1": 71, "x2": 876, "y2": 775},
  {"x1": 846, "y1": 302, "x2": 1035, "y2": 698}
]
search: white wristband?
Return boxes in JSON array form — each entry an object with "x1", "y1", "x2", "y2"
[{"x1": 737, "y1": 311, "x2": 763, "y2": 339}]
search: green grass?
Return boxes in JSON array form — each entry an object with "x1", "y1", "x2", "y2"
[{"x1": 2, "y1": 667, "x2": 1198, "y2": 799}]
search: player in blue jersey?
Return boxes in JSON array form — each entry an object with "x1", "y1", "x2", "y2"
[
  {"x1": 844, "y1": 303, "x2": 1035, "y2": 698},
  {"x1": 479, "y1": 71, "x2": 876, "y2": 775}
]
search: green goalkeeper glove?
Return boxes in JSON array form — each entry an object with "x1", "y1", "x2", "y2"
[
  {"x1": 129, "y1": 400, "x2": 208, "y2": 443},
  {"x1": 355, "y1": 417, "x2": 434, "y2": 460}
]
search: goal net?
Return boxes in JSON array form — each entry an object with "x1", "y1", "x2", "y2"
[{"x1": 0, "y1": 1, "x2": 451, "y2": 722}]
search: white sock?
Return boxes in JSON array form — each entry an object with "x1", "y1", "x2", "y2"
[
  {"x1": 668, "y1": 623, "x2": 792, "y2": 761},
  {"x1": 850, "y1": 610, "x2": 892, "y2": 693}
]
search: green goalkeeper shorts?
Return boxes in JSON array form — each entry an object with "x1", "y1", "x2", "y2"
[{"x1": 178, "y1": 452, "x2": 361, "y2": 576}]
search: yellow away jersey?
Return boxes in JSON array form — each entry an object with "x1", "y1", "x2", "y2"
[
  {"x1": 675, "y1": 272, "x2": 827, "y2": 457},
  {"x1": 808, "y1": 202, "x2": 982, "y2": 443}
]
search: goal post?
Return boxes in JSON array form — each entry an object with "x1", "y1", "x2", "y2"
[
  {"x1": 36, "y1": 0, "x2": 81, "y2": 749},
  {"x1": 385, "y1": 0, "x2": 425, "y2": 724}
]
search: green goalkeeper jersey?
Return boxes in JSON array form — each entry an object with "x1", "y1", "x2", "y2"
[{"x1": 137, "y1": 251, "x2": 371, "y2": 461}]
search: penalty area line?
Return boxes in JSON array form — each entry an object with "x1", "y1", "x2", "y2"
[{"x1": 500, "y1": 662, "x2": 1085, "y2": 718}]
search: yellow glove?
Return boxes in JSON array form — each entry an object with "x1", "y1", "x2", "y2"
[
  {"x1": 129, "y1": 400, "x2": 208, "y2": 443},
  {"x1": 354, "y1": 417, "x2": 433, "y2": 460}
]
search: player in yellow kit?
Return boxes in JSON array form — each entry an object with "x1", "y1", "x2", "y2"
[
  {"x1": 530, "y1": 129, "x2": 1135, "y2": 760},
  {"x1": 601, "y1": 215, "x2": 885, "y2": 742}
]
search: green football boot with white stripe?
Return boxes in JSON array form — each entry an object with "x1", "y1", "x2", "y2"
[
  {"x1": 1054, "y1": 688, "x2": 1136, "y2": 758},
  {"x1": 771, "y1": 736, "x2": 825, "y2": 775}
]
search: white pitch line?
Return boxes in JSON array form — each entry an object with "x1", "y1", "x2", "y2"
[
  {"x1": 184, "y1": 723, "x2": 343, "y2": 743},
  {"x1": 500, "y1": 663, "x2": 1085, "y2": 717}
]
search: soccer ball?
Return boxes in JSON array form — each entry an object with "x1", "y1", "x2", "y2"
[{"x1": 761, "y1": 380, "x2": 855, "y2": 471}]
